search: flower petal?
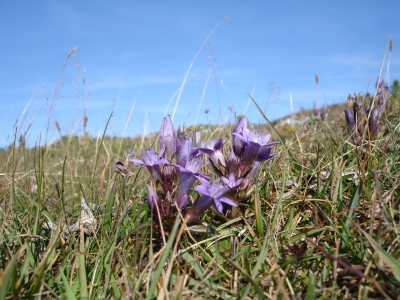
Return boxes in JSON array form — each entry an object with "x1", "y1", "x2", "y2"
[
  {"x1": 219, "y1": 196, "x2": 237, "y2": 207},
  {"x1": 194, "y1": 185, "x2": 211, "y2": 196},
  {"x1": 128, "y1": 158, "x2": 145, "y2": 165}
]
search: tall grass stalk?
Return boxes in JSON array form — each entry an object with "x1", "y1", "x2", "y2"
[{"x1": 171, "y1": 16, "x2": 231, "y2": 121}]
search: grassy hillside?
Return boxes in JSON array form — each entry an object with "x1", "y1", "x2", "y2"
[{"x1": 0, "y1": 91, "x2": 399, "y2": 299}]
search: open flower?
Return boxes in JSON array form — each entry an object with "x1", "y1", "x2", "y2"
[
  {"x1": 221, "y1": 172, "x2": 243, "y2": 190},
  {"x1": 129, "y1": 148, "x2": 169, "y2": 183},
  {"x1": 200, "y1": 138, "x2": 226, "y2": 175},
  {"x1": 233, "y1": 128, "x2": 278, "y2": 166},
  {"x1": 194, "y1": 177, "x2": 237, "y2": 213},
  {"x1": 203, "y1": 138, "x2": 225, "y2": 165}
]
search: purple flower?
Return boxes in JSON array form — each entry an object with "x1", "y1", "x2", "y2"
[
  {"x1": 177, "y1": 194, "x2": 189, "y2": 211},
  {"x1": 129, "y1": 148, "x2": 169, "y2": 183},
  {"x1": 313, "y1": 102, "x2": 328, "y2": 120},
  {"x1": 376, "y1": 79, "x2": 389, "y2": 104},
  {"x1": 160, "y1": 164, "x2": 175, "y2": 194},
  {"x1": 184, "y1": 195, "x2": 214, "y2": 224},
  {"x1": 176, "y1": 138, "x2": 193, "y2": 168},
  {"x1": 146, "y1": 185, "x2": 158, "y2": 210},
  {"x1": 344, "y1": 84, "x2": 388, "y2": 144},
  {"x1": 368, "y1": 105, "x2": 382, "y2": 141},
  {"x1": 344, "y1": 96, "x2": 366, "y2": 145},
  {"x1": 146, "y1": 185, "x2": 164, "y2": 219},
  {"x1": 232, "y1": 117, "x2": 248, "y2": 156},
  {"x1": 344, "y1": 108, "x2": 356, "y2": 132},
  {"x1": 173, "y1": 156, "x2": 210, "y2": 207},
  {"x1": 233, "y1": 128, "x2": 278, "y2": 166},
  {"x1": 204, "y1": 138, "x2": 225, "y2": 164},
  {"x1": 233, "y1": 128, "x2": 276, "y2": 149},
  {"x1": 240, "y1": 161, "x2": 262, "y2": 190},
  {"x1": 200, "y1": 138, "x2": 226, "y2": 175},
  {"x1": 159, "y1": 115, "x2": 175, "y2": 161},
  {"x1": 256, "y1": 147, "x2": 276, "y2": 162},
  {"x1": 146, "y1": 184, "x2": 188, "y2": 232},
  {"x1": 313, "y1": 102, "x2": 320, "y2": 117},
  {"x1": 320, "y1": 103, "x2": 328, "y2": 120},
  {"x1": 194, "y1": 177, "x2": 237, "y2": 213},
  {"x1": 221, "y1": 172, "x2": 243, "y2": 190}
]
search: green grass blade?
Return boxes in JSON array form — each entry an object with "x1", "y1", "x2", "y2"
[
  {"x1": 253, "y1": 181, "x2": 264, "y2": 237},
  {"x1": 305, "y1": 270, "x2": 315, "y2": 300},
  {"x1": 345, "y1": 183, "x2": 362, "y2": 230},
  {"x1": 60, "y1": 267, "x2": 77, "y2": 300},
  {"x1": 79, "y1": 227, "x2": 89, "y2": 299},
  {"x1": 90, "y1": 112, "x2": 113, "y2": 186}
]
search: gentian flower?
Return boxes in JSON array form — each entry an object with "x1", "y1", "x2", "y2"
[
  {"x1": 368, "y1": 105, "x2": 382, "y2": 141},
  {"x1": 376, "y1": 80, "x2": 390, "y2": 106},
  {"x1": 194, "y1": 177, "x2": 237, "y2": 213},
  {"x1": 344, "y1": 94, "x2": 366, "y2": 145},
  {"x1": 313, "y1": 102, "x2": 328, "y2": 120},
  {"x1": 320, "y1": 103, "x2": 328, "y2": 120},
  {"x1": 184, "y1": 195, "x2": 214, "y2": 224},
  {"x1": 160, "y1": 164, "x2": 175, "y2": 194},
  {"x1": 232, "y1": 128, "x2": 279, "y2": 166},
  {"x1": 241, "y1": 149, "x2": 276, "y2": 190},
  {"x1": 221, "y1": 172, "x2": 243, "y2": 190},
  {"x1": 201, "y1": 138, "x2": 226, "y2": 175},
  {"x1": 129, "y1": 148, "x2": 169, "y2": 183},
  {"x1": 344, "y1": 81, "x2": 388, "y2": 144},
  {"x1": 159, "y1": 115, "x2": 175, "y2": 161},
  {"x1": 146, "y1": 185, "x2": 162, "y2": 219},
  {"x1": 344, "y1": 108, "x2": 356, "y2": 132},
  {"x1": 232, "y1": 117, "x2": 248, "y2": 156},
  {"x1": 198, "y1": 116, "x2": 279, "y2": 205},
  {"x1": 173, "y1": 156, "x2": 210, "y2": 209},
  {"x1": 176, "y1": 138, "x2": 193, "y2": 168},
  {"x1": 146, "y1": 185, "x2": 177, "y2": 232},
  {"x1": 313, "y1": 102, "x2": 320, "y2": 117}
]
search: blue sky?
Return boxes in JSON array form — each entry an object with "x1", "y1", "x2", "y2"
[{"x1": 1, "y1": 1, "x2": 399, "y2": 148}]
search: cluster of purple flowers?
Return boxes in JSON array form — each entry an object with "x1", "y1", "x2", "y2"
[
  {"x1": 200, "y1": 117, "x2": 279, "y2": 204},
  {"x1": 313, "y1": 102, "x2": 328, "y2": 121},
  {"x1": 344, "y1": 80, "x2": 389, "y2": 144},
  {"x1": 128, "y1": 116, "x2": 278, "y2": 232}
]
